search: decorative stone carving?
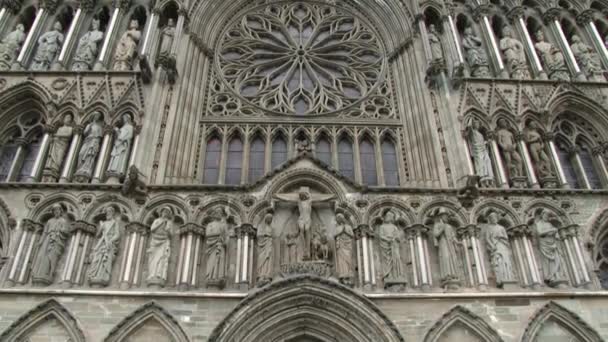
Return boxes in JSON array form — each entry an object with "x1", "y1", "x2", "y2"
[
  {"x1": 430, "y1": 207, "x2": 462, "y2": 289},
  {"x1": 121, "y1": 165, "x2": 147, "y2": 203},
  {"x1": 428, "y1": 24, "x2": 443, "y2": 62},
  {"x1": 112, "y1": 20, "x2": 141, "y2": 71},
  {"x1": 205, "y1": 207, "x2": 229, "y2": 288},
  {"x1": 571, "y1": 34, "x2": 605, "y2": 82},
  {"x1": 106, "y1": 113, "x2": 134, "y2": 178},
  {"x1": 31, "y1": 204, "x2": 71, "y2": 286},
  {"x1": 31, "y1": 21, "x2": 64, "y2": 71},
  {"x1": 535, "y1": 30, "x2": 570, "y2": 81},
  {"x1": 500, "y1": 26, "x2": 530, "y2": 79},
  {"x1": 74, "y1": 112, "x2": 103, "y2": 182},
  {"x1": 72, "y1": 19, "x2": 104, "y2": 71},
  {"x1": 531, "y1": 209, "x2": 568, "y2": 288},
  {"x1": 462, "y1": 26, "x2": 490, "y2": 77},
  {"x1": 483, "y1": 210, "x2": 517, "y2": 287},
  {"x1": 146, "y1": 206, "x2": 173, "y2": 287},
  {"x1": 256, "y1": 213, "x2": 274, "y2": 287},
  {"x1": 466, "y1": 120, "x2": 494, "y2": 188},
  {"x1": 377, "y1": 209, "x2": 407, "y2": 290},
  {"x1": 88, "y1": 206, "x2": 122, "y2": 287},
  {"x1": 496, "y1": 119, "x2": 524, "y2": 182},
  {"x1": 43, "y1": 114, "x2": 74, "y2": 182},
  {"x1": 0, "y1": 23, "x2": 25, "y2": 71},
  {"x1": 524, "y1": 122, "x2": 555, "y2": 179},
  {"x1": 334, "y1": 213, "x2": 354, "y2": 286},
  {"x1": 158, "y1": 18, "x2": 175, "y2": 57}
]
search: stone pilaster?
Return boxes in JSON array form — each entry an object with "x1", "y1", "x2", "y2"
[
  {"x1": 175, "y1": 223, "x2": 204, "y2": 290},
  {"x1": 354, "y1": 224, "x2": 376, "y2": 290},
  {"x1": 119, "y1": 222, "x2": 149, "y2": 289},
  {"x1": 60, "y1": 220, "x2": 96, "y2": 287},
  {"x1": 404, "y1": 224, "x2": 432, "y2": 291},
  {"x1": 234, "y1": 224, "x2": 256, "y2": 290}
]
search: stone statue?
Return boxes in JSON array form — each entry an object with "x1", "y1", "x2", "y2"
[
  {"x1": 467, "y1": 120, "x2": 494, "y2": 188},
  {"x1": 146, "y1": 206, "x2": 173, "y2": 287},
  {"x1": 484, "y1": 211, "x2": 516, "y2": 287},
  {"x1": 532, "y1": 209, "x2": 568, "y2": 287},
  {"x1": 256, "y1": 213, "x2": 274, "y2": 286},
  {"x1": 378, "y1": 210, "x2": 406, "y2": 289},
  {"x1": 500, "y1": 26, "x2": 530, "y2": 79},
  {"x1": 205, "y1": 208, "x2": 228, "y2": 284},
  {"x1": 428, "y1": 24, "x2": 443, "y2": 62},
  {"x1": 31, "y1": 21, "x2": 64, "y2": 71},
  {"x1": 535, "y1": 30, "x2": 569, "y2": 81},
  {"x1": 113, "y1": 20, "x2": 141, "y2": 71},
  {"x1": 107, "y1": 114, "x2": 134, "y2": 176},
  {"x1": 72, "y1": 19, "x2": 104, "y2": 71},
  {"x1": 570, "y1": 34, "x2": 605, "y2": 82},
  {"x1": 158, "y1": 18, "x2": 176, "y2": 56},
  {"x1": 431, "y1": 208, "x2": 461, "y2": 288},
  {"x1": 524, "y1": 122, "x2": 554, "y2": 178},
  {"x1": 75, "y1": 112, "x2": 104, "y2": 179},
  {"x1": 0, "y1": 23, "x2": 26, "y2": 70},
  {"x1": 462, "y1": 26, "x2": 490, "y2": 77},
  {"x1": 31, "y1": 204, "x2": 71, "y2": 286},
  {"x1": 334, "y1": 213, "x2": 354, "y2": 286},
  {"x1": 44, "y1": 114, "x2": 74, "y2": 177},
  {"x1": 496, "y1": 118, "x2": 524, "y2": 178},
  {"x1": 88, "y1": 206, "x2": 121, "y2": 287}
]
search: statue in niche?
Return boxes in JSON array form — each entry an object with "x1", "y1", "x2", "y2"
[
  {"x1": 500, "y1": 26, "x2": 530, "y2": 79},
  {"x1": 31, "y1": 204, "x2": 71, "y2": 286},
  {"x1": 524, "y1": 121, "x2": 554, "y2": 178},
  {"x1": 146, "y1": 206, "x2": 173, "y2": 287},
  {"x1": 113, "y1": 20, "x2": 141, "y2": 71},
  {"x1": 31, "y1": 21, "x2": 64, "y2": 71},
  {"x1": 531, "y1": 209, "x2": 568, "y2": 288},
  {"x1": 256, "y1": 213, "x2": 274, "y2": 286},
  {"x1": 484, "y1": 210, "x2": 516, "y2": 287},
  {"x1": 88, "y1": 206, "x2": 121, "y2": 287},
  {"x1": 205, "y1": 208, "x2": 228, "y2": 286},
  {"x1": 72, "y1": 19, "x2": 104, "y2": 71},
  {"x1": 75, "y1": 112, "x2": 104, "y2": 180},
  {"x1": 462, "y1": 26, "x2": 490, "y2": 77},
  {"x1": 535, "y1": 30, "x2": 569, "y2": 81},
  {"x1": 274, "y1": 187, "x2": 334, "y2": 261},
  {"x1": 431, "y1": 208, "x2": 462, "y2": 289},
  {"x1": 158, "y1": 18, "x2": 176, "y2": 57},
  {"x1": 466, "y1": 120, "x2": 494, "y2": 188},
  {"x1": 571, "y1": 34, "x2": 605, "y2": 82},
  {"x1": 334, "y1": 213, "x2": 354, "y2": 286},
  {"x1": 377, "y1": 209, "x2": 407, "y2": 290},
  {"x1": 428, "y1": 24, "x2": 444, "y2": 62},
  {"x1": 107, "y1": 114, "x2": 134, "y2": 176},
  {"x1": 0, "y1": 23, "x2": 25, "y2": 70},
  {"x1": 43, "y1": 114, "x2": 74, "y2": 178},
  {"x1": 496, "y1": 119, "x2": 524, "y2": 179}
]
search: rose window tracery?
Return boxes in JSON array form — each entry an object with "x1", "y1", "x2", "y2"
[{"x1": 217, "y1": 2, "x2": 384, "y2": 116}]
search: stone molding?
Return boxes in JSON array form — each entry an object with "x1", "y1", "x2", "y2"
[{"x1": 521, "y1": 301, "x2": 603, "y2": 342}]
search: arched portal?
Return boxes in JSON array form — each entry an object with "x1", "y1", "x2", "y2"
[{"x1": 208, "y1": 275, "x2": 405, "y2": 342}]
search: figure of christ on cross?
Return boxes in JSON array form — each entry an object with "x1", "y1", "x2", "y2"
[{"x1": 274, "y1": 187, "x2": 334, "y2": 260}]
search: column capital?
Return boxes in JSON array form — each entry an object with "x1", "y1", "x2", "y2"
[
  {"x1": 404, "y1": 224, "x2": 429, "y2": 239},
  {"x1": 576, "y1": 10, "x2": 595, "y2": 26},
  {"x1": 354, "y1": 224, "x2": 374, "y2": 239},
  {"x1": 235, "y1": 223, "x2": 256, "y2": 238},
  {"x1": 152, "y1": 6, "x2": 162, "y2": 15},
  {"x1": 73, "y1": 125, "x2": 85, "y2": 135},
  {"x1": 103, "y1": 124, "x2": 115, "y2": 136},
  {"x1": 22, "y1": 219, "x2": 43, "y2": 233},
  {"x1": 0, "y1": 0, "x2": 22, "y2": 14},
  {"x1": 125, "y1": 221, "x2": 149, "y2": 235},
  {"x1": 472, "y1": 5, "x2": 491, "y2": 22},
  {"x1": 592, "y1": 145, "x2": 605, "y2": 156},
  {"x1": 78, "y1": 0, "x2": 97, "y2": 12},
  {"x1": 506, "y1": 6, "x2": 525, "y2": 23},
  {"x1": 506, "y1": 224, "x2": 532, "y2": 238},
  {"x1": 515, "y1": 131, "x2": 525, "y2": 142},
  {"x1": 178, "y1": 222, "x2": 205, "y2": 237},
  {"x1": 14, "y1": 137, "x2": 29, "y2": 147},
  {"x1": 72, "y1": 220, "x2": 97, "y2": 235},
  {"x1": 43, "y1": 124, "x2": 57, "y2": 134},
  {"x1": 542, "y1": 132, "x2": 556, "y2": 141},
  {"x1": 112, "y1": 0, "x2": 131, "y2": 11},
  {"x1": 558, "y1": 224, "x2": 580, "y2": 239},
  {"x1": 39, "y1": 0, "x2": 59, "y2": 13},
  {"x1": 542, "y1": 8, "x2": 562, "y2": 24}
]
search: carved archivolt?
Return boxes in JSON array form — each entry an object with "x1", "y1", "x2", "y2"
[
  {"x1": 424, "y1": 305, "x2": 504, "y2": 342},
  {"x1": 521, "y1": 301, "x2": 603, "y2": 342}
]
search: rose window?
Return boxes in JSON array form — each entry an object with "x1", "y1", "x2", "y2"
[{"x1": 217, "y1": 2, "x2": 384, "y2": 116}]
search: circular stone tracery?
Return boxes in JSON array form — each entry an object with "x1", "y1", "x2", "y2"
[{"x1": 218, "y1": 2, "x2": 384, "y2": 116}]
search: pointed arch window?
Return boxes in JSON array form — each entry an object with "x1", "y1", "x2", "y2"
[
  {"x1": 249, "y1": 136, "x2": 265, "y2": 182},
  {"x1": 578, "y1": 144, "x2": 602, "y2": 189},
  {"x1": 315, "y1": 135, "x2": 332, "y2": 166},
  {"x1": 382, "y1": 138, "x2": 399, "y2": 186},
  {"x1": 226, "y1": 136, "x2": 244, "y2": 185},
  {"x1": 360, "y1": 138, "x2": 377, "y2": 185},
  {"x1": 202, "y1": 136, "x2": 221, "y2": 184},
  {"x1": 271, "y1": 135, "x2": 288, "y2": 169},
  {"x1": 0, "y1": 141, "x2": 17, "y2": 182},
  {"x1": 338, "y1": 137, "x2": 354, "y2": 180},
  {"x1": 556, "y1": 140, "x2": 579, "y2": 188}
]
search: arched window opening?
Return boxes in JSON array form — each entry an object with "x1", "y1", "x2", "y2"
[
  {"x1": 202, "y1": 136, "x2": 221, "y2": 184},
  {"x1": 130, "y1": 6, "x2": 148, "y2": 30},
  {"x1": 271, "y1": 135, "x2": 288, "y2": 169},
  {"x1": 226, "y1": 136, "x2": 243, "y2": 185},
  {"x1": 359, "y1": 137, "x2": 377, "y2": 185},
  {"x1": 55, "y1": 6, "x2": 75, "y2": 32},
  {"x1": 0, "y1": 140, "x2": 18, "y2": 181},
  {"x1": 382, "y1": 139, "x2": 399, "y2": 186},
  {"x1": 578, "y1": 143, "x2": 602, "y2": 189},
  {"x1": 19, "y1": 6, "x2": 37, "y2": 32},
  {"x1": 248, "y1": 136, "x2": 265, "y2": 182},
  {"x1": 556, "y1": 139, "x2": 580, "y2": 188},
  {"x1": 315, "y1": 135, "x2": 332, "y2": 166},
  {"x1": 155, "y1": 2, "x2": 179, "y2": 60},
  {"x1": 597, "y1": 230, "x2": 608, "y2": 289},
  {"x1": 338, "y1": 137, "x2": 354, "y2": 180},
  {"x1": 94, "y1": 6, "x2": 111, "y2": 32}
]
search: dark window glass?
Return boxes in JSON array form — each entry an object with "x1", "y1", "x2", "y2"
[
  {"x1": 316, "y1": 137, "x2": 332, "y2": 166},
  {"x1": 226, "y1": 137, "x2": 244, "y2": 185},
  {"x1": 599, "y1": 232, "x2": 608, "y2": 289},
  {"x1": 0, "y1": 143, "x2": 17, "y2": 182},
  {"x1": 382, "y1": 140, "x2": 399, "y2": 186},
  {"x1": 557, "y1": 144, "x2": 579, "y2": 188},
  {"x1": 579, "y1": 147, "x2": 602, "y2": 189},
  {"x1": 360, "y1": 139, "x2": 378, "y2": 185},
  {"x1": 338, "y1": 138, "x2": 354, "y2": 180},
  {"x1": 203, "y1": 137, "x2": 222, "y2": 184},
  {"x1": 18, "y1": 138, "x2": 41, "y2": 181},
  {"x1": 271, "y1": 137, "x2": 288, "y2": 169},
  {"x1": 249, "y1": 137, "x2": 265, "y2": 182}
]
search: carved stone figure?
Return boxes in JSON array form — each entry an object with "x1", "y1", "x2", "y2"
[
  {"x1": 462, "y1": 26, "x2": 490, "y2": 77},
  {"x1": 31, "y1": 21, "x2": 64, "y2": 71},
  {"x1": 146, "y1": 206, "x2": 173, "y2": 287},
  {"x1": 500, "y1": 26, "x2": 530, "y2": 79},
  {"x1": 532, "y1": 209, "x2": 568, "y2": 288},
  {"x1": 256, "y1": 213, "x2": 274, "y2": 286},
  {"x1": 205, "y1": 208, "x2": 228, "y2": 286},
  {"x1": 113, "y1": 20, "x2": 141, "y2": 71},
  {"x1": 428, "y1": 24, "x2": 443, "y2": 62},
  {"x1": 571, "y1": 34, "x2": 605, "y2": 81},
  {"x1": 378, "y1": 210, "x2": 407, "y2": 289},
  {"x1": 0, "y1": 24, "x2": 26, "y2": 70},
  {"x1": 431, "y1": 208, "x2": 461, "y2": 289},
  {"x1": 524, "y1": 122, "x2": 554, "y2": 178},
  {"x1": 31, "y1": 204, "x2": 71, "y2": 286},
  {"x1": 75, "y1": 112, "x2": 103, "y2": 180},
  {"x1": 496, "y1": 119, "x2": 524, "y2": 179},
  {"x1": 334, "y1": 213, "x2": 354, "y2": 286},
  {"x1": 467, "y1": 120, "x2": 494, "y2": 188},
  {"x1": 88, "y1": 206, "x2": 121, "y2": 287},
  {"x1": 72, "y1": 19, "x2": 104, "y2": 71},
  {"x1": 484, "y1": 211, "x2": 516, "y2": 287},
  {"x1": 43, "y1": 114, "x2": 74, "y2": 178},
  {"x1": 535, "y1": 30, "x2": 569, "y2": 81},
  {"x1": 158, "y1": 18, "x2": 176, "y2": 56},
  {"x1": 107, "y1": 114, "x2": 134, "y2": 176}
]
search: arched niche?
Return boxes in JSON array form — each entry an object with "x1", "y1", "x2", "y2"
[
  {"x1": 208, "y1": 275, "x2": 405, "y2": 342},
  {"x1": 104, "y1": 302, "x2": 189, "y2": 342},
  {"x1": 521, "y1": 302, "x2": 602, "y2": 342},
  {"x1": 424, "y1": 305, "x2": 503, "y2": 342}
]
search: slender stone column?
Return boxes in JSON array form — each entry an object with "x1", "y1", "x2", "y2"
[
  {"x1": 52, "y1": 7, "x2": 84, "y2": 70},
  {"x1": 94, "y1": 0, "x2": 130, "y2": 70},
  {"x1": 119, "y1": 222, "x2": 149, "y2": 289},
  {"x1": 12, "y1": 8, "x2": 48, "y2": 70},
  {"x1": 507, "y1": 224, "x2": 541, "y2": 289},
  {"x1": 474, "y1": 6, "x2": 507, "y2": 77},
  {"x1": 443, "y1": 12, "x2": 464, "y2": 65},
  {"x1": 127, "y1": 125, "x2": 141, "y2": 169},
  {"x1": 139, "y1": 8, "x2": 159, "y2": 57},
  {"x1": 488, "y1": 133, "x2": 508, "y2": 188},
  {"x1": 543, "y1": 8, "x2": 585, "y2": 81},
  {"x1": 26, "y1": 126, "x2": 53, "y2": 183},
  {"x1": 6, "y1": 138, "x2": 28, "y2": 182},
  {"x1": 592, "y1": 145, "x2": 608, "y2": 188},
  {"x1": 170, "y1": 8, "x2": 188, "y2": 56},
  {"x1": 508, "y1": 7, "x2": 546, "y2": 79},
  {"x1": 60, "y1": 220, "x2": 96, "y2": 287},
  {"x1": 583, "y1": 16, "x2": 608, "y2": 68},
  {"x1": 415, "y1": 14, "x2": 432, "y2": 63},
  {"x1": 176, "y1": 223, "x2": 205, "y2": 290},
  {"x1": 59, "y1": 125, "x2": 83, "y2": 183},
  {"x1": 5, "y1": 219, "x2": 43, "y2": 286},
  {"x1": 457, "y1": 225, "x2": 487, "y2": 290},
  {"x1": 234, "y1": 224, "x2": 255, "y2": 290},
  {"x1": 545, "y1": 133, "x2": 568, "y2": 188},
  {"x1": 516, "y1": 133, "x2": 539, "y2": 188},
  {"x1": 91, "y1": 125, "x2": 114, "y2": 184},
  {"x1": 569, "y1": 146, "x2": 591, "y2": 189},
  {"x1": 405, "y1": 224, "x2": 431, "y2": 291},
  {"x1": 354, "y1": 224, "x2": 375, "y2": 290}
]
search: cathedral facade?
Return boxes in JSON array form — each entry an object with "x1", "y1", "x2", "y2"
[{"x1": 0, "y1": 0, "x2": 607, "y2": 341}]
